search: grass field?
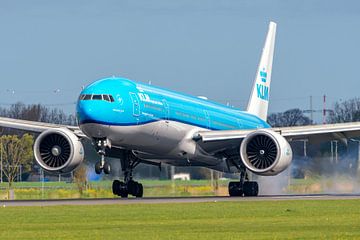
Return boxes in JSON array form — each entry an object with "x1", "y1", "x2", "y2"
[
  {"x1": 0, "y1": 199, "x2": 359, "y2": 239},
  {"x1": 0, "y1": 180, "x2": 231, "y2": 199},
  {"x1": 0, "y1": 177, "x2": 359, "y2": 200}
]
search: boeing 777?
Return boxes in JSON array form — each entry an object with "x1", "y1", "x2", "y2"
[{"x1": 1, "y1": 21, "x2": 360, "y2": 198}]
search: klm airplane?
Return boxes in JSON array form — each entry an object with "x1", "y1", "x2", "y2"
[{"x1": 1, "y1": 22, "x2": 360, "y2": 197}]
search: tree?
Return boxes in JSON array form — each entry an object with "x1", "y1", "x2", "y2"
[
  {"x1": 267, "y1": 108, "x2": 312, "y2": 127},
  {"x1": 1, "y1": 134, "x2": 34, "y2": 191},
  {"x1": 328, "y1": 98, "x2": 360, "y2": 123},
  {"x1": 73, "y1": 164, "x2": 88, "y2": 195}
]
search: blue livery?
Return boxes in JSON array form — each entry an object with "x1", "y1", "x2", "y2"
[{"x1": 76, "y1": 77, "x2": 270, "y2": 131}]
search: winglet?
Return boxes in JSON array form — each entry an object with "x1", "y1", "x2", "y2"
[{"x1": 246, "y1": 21, "x2": 277, "y2": 121}]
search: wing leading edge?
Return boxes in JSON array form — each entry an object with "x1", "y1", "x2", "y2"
[{"x1": 0, "y1": 117, "x2": 85, "y2": 137}]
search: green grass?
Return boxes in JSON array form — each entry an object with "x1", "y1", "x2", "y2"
[
  {"x1": 0, "y1": 200, "x2": 359, "y2": 239},
  {"x1": 0, "y1": 180, "x2": 231, "y2": 199},
  {"x1": 0, "y1": 177, "x2": 359, "y2": 199},
  {"x1": 0, "y1": 179, "x2": 231, "y2": 188}
]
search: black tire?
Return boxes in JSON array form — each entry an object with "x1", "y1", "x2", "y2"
[
  {"x1": 135, "y1": 183, "x2": 143, "y2": 198},
  {"x1": 95, "y1": 162, "x2": 102, "y2": 174},
  {"x1": 127, "y1": 181, "x2": 143, "y2": 197},
  {"x1": 228, "y1": 182, "x2": 243, "y2": 197},
  {"x1": 103, "y1": 162, "x2": 111, "y2": 174},
  {"x1": 118, "y1": 182, "x2": 128, "y2": 198},
  {"x1": 243, "y1": 181, "x2": 259, "y2": 197},
  {"x1": 112, "y1": 180, "x2": 120, "y2": 195},
  {"x1": 127, "y1": 180, "x2": 137, "y2": 196}
]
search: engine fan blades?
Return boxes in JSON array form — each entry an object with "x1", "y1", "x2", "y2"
[
  {"x1": 246, "y1": 135, "x2": 277, "y2": 169},
  {"x1": 39, "y1": 134, "x2": 71, "y2": 168}
]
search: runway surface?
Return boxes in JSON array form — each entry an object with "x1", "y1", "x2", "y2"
[{"x1": 1, "y1": 194, "x2": 360, "y2": 206}]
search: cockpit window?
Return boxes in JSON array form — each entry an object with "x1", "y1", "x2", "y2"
[
  {"x1": 83, "y1": 94, "x2": 92, "y2": 100},
  {"x1": 92, "y1": 94, "x2": 102, "y2": 100},
  {"x1": 79, "y1": 94, "x2": 115, "y2": 102},
  {"x1": 103, "y1": 94, "x2": 110, "y2": 102}
]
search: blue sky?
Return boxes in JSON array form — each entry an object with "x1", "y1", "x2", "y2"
[{"x1": 1, "y1": 0, "x2": 360, "y2": 121}]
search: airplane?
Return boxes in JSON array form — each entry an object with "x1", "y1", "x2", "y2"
[{"x1": 1, "y1": 21, "x2": 360, "y2": 198}]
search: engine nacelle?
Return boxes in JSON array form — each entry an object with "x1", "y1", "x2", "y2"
[
  {"x1": 240, "y1": 129, "x2": 293, "y2": 176},
  {"x1": 34, "y1": 128, "x2": 85, "y2": 174}
]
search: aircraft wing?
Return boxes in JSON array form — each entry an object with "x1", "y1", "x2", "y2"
[
  {"x1": 0, "y1": 116, "x2": 85, "y2": 137},
  {"x1": 194, "y1": 122, "x2": 360, "y2": 154}
]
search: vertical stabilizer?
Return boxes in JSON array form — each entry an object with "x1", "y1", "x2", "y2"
[{"x1": 246, "y1": 22, "x2": 277, "y2": 121}]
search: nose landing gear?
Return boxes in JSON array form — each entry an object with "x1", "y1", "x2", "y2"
[{"x1": 94, "y1": 139, "x2": 112, "y2": 175}]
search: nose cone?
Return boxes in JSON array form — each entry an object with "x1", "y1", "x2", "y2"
[
  {"x1": 76, "y1": 100, "x2": 110, "y2": 138},
  {"x1": 76, "y1": 100, "x2": 98, "y2": 125}
]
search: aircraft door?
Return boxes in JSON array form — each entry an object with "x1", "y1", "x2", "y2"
[{"x1": 129, "y1": 92, "x2": 141, "y2": 117}]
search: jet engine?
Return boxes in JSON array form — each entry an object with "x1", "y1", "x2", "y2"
[
  {"x1": 34, "y1": 128, "x2": 84, "y2": 174},
  {"x1": 240, "y1": 129, "x2": 292, "y2": 176}
]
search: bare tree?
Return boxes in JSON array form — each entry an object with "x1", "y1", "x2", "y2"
[
  {"x1": 328, "y1": 98, "x2": 360, "y2": 123},
  {"x1": 268, "y1": 108, "x2": 312, "y2": 127},
  {"x1": 0, "y1": 134, "x2": 33, "y2": 191},
  {"x1": 0, "y1": 102, "x2": 77, "y2": 126}
]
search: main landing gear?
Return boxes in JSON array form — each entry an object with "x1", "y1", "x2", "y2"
[
  {"x1": 228, "y1": 166, "x2": 259, "y2": 197},
  {"x1": 112, "y1": 153, "x2": 143, "y2": 198},
  {"x1": 94, "y1": 139, "x2": 111, "y2": 175}
]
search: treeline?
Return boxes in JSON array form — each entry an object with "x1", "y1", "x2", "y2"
[
  {"x1": 0, "y1": 102, "x2": 76, "y2": 126},
  {"x1": 268, "y1": 97, "x2": 360, "y2": 127}
]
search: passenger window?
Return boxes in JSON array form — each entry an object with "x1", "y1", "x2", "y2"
[
  {"x1": 83, "y1": 94, "x2": 92, "y2": 100},
  {"x1": 92, "y1": 95, "x2": 102, "y2": 100},
  {"x1": 103, "y1": 94, "x2": 110, "y2": 102}
]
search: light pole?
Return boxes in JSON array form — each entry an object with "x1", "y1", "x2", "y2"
[
  {"x1": 330, "y1": 140, "x2": 338, "y2": 165},
  {"x1": 350, "y1": 139, "x2": 360, "y2": 176},
  {"x1": 0, "y1": 138, "x2": 2, "y2": 184},
  {"x1": 171, "y1": 166, "x2": 175, "y2": 194},
  {"x1": 0, "y1": 129, "x2": 3, "y2": 184}
]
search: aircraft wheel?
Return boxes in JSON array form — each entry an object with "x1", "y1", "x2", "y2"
[
  {"x1": 103, "y1": 162, "x2": 111, "y2": 174},
  {"x1": 243, "y1": 181, "x2": 259, "y2": 197},
  {"x1": 135, "y1": 183, "x2": 143, "y2": 198},
  {"x1": 112, "y1": 180, "x2": 120, "y2": 195},
  {"x1": 95, "y1": 162, "x2": 102, "y2": 174},
  {"x1": 127, "y1": 180, "x2": 137, "y2": 196},
  {"x1": 127, "y1": 180, "x2": 143, "y2": 198},
  {"x1": 228, "y1": 182, "x2": 243, "y2": 197},
  {"x1": 118, "y1": 182, "x2": 128, "y2": 198}
]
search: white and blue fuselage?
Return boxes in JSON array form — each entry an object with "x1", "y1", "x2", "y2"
[{"x1": 77, "y1": 77, "x2": 270, "y2": 170}]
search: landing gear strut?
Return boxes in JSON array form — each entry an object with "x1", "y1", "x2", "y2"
[
  {"x1": 228, "y1": 166, "x2": 259, "y2": 197},
  {"x1": 94, "y1": 139, "x2": 111, "y2": 175},
  {"x1": 112, "y1": 153, "x2": 143, "y2": 198}
]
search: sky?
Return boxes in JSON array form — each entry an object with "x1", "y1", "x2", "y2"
[{"x1": 1, "y1": 0, "x2": 360, "y2": 122}]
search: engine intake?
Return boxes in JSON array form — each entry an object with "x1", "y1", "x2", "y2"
[
  {"x1": 240, "y1": 129, "x2": 292, "y2": 176},
  {"x1": 34, "y1": 128, "x2": 84, "y2": 174}
]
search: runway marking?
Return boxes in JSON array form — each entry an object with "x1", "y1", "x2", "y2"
[{"x1": 1, "y1": 194, "x2": 360, "y2": 207}]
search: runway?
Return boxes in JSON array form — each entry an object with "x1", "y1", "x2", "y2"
[{"x1": 1, "y1": 194, "x2": 360, "y2": 206}]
